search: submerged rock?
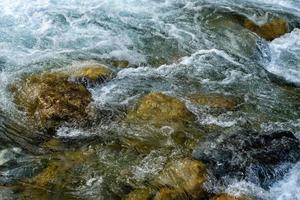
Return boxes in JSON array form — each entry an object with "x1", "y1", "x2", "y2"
[
  {"x1": 153, "y1": 158, "x2": 207, "y2": 199},
  {"x1": 123, "y1": 188, "x2": 154, "y2": 200},
  {"x1": 211, "y1": 194, "x2": 252, "y2": 200},
  {"x1": 70, "y1": 65, "x2": 113, "y2": 87},
  {"x1": 154, "y1": 188, "x2": 184, "y2": 200},
  {"x1": 12, "y1": 73, "x2": 92, "y2": 131},
  {"x1": 29, "y1": 150, "x2": 93, "y2": 189},
  {"x1": 189, "y1": 94, "x2": 239, "y2": 110},
  {"x1": 112, "y1": 60, "x2": 129, "y2": 68},
  {"x1": 193, "y1": 130, "x2": 300, "y2": 188},
  {"x1": 123, "y1": 92, "x2": 199, "y2": 153},
  {"x1": 243, "y1": 18, "x2": 288, "y2": 41},
  {"x1": 126, "y1": 92, "x2": 194, "y2": 126}
]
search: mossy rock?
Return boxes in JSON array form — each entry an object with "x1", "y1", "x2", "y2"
[
  {"x1": 123, "y1": 188, "x2": 154, "y2": 200},
  {"x1": 154, "y1": 188, "x2": 187, "y2": 200},
  {"x1": 211, "y1": 194, "x2": 253, "y2": 200},
  {"x1": 123, "y1": 92, "x2": 200, "y2": 154},
  {"x1": 243, "y1": 18, "x2": 288, "y2": 41},
  {"x1": 189, "y1": 94, "x2": 239, "y2": 110},
  {"x1": 29, "y1": 150, "x2": 93, "y2": 189},
  {"x1": 126, "y1": 92, "x2": 194, "y2": 126},
  {"x1": 70, "y1": 65, "x2": 113, "y2": 86},
  {"x1": 12, "y1": 73, "x2": 92, "y2": 131},
  {"x1": 153, "y1": 158, "x2": 207, "y2": 199}
]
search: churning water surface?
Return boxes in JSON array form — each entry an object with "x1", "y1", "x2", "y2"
[{"x1": 0, "y1": 0, "x2": 299, "y2": 199}]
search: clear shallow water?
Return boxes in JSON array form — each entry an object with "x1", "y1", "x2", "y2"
[{"x1": 0, "y1": 0, "x2": 300, "y2": 199}]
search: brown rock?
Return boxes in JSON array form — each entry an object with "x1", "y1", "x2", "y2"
[
  {"x1": 123, "y1": 188, "x2": 153, "y2": 200},
  {"x1": 30, "y1": 150, "x2": 93, "y2": 188},
  {"x1": 189, "y1": 94, "x2": 239, "y2": 110},
  {"x1": 127, "y1": 92, "x2": 194, "y2": 126},
  {"x1": 70, "y1": 65, "x2": 112, "y2": 86},
  {"x1": 211, "y1": 194, "x2": 253, "y2": 200},
  {"x1": 154, "y1": 158, "x2": 207, "y2": 199},
  {"x1": 243, "y1": 18, "x2": 288, "y2": 41},
  {"x1": 112, "y1": 60, "x2": 129, "y2": 68},
  {"x1": 154, "y1": 188, "x2": 187, "y2": 200},
  {"x1": 12, "y1": 73, "x2": 92, "y2": 130},
  {"x1": 122, "y1": 92, "x2": 199, "y2": 153}
]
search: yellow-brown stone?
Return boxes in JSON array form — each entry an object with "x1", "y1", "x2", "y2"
[
  {"x1": 154, "y1": 188, "x2": 186, "y2": 200},
  {"x1": 243, "y1": 18, "x2": 288, "y2": 41},
  {"x1": 211, "y1": 194, "x2": 253, "y2": 200},
  {"x1": 122, "y1": 92, "x2": 199, "y2": 153},
  {"x1": 71, "y1": 65, "x2": 112, "y2": 81},
  {"x1": 30, "y1": 150, "x2": 93, "y2": 189},
  {"x1": 189, "y1": 94, "x2": 239, "y2": 110},
  {"x1": 123, "y1": 188, "x2": 153, "y2": 200},
  {"x1": 112, "y1": 60, "x2": 129, "y2": 68},
  {"x1": 127, "y1": 92, "x2": 194, "y2": 126},
  {"x1": 154, "y1": 158, "x2": 207, "y2": 199},
  {"x1": 12, "y1": 73, "x2": 92, "y2": 130}
]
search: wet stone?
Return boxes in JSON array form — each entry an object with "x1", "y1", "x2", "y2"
[
  {"x1": 11, "y1": 73, "x2": 93, "y2": 131},
  {"x1": 123, "y1": 188, "x2": 154, "y2": 200},
  {"x1": 154, "y1": 188, "x2": 184, "y2": 200},
  {"x1": 69, "y1": 65, "x2": 113, "y2": 87},
  {"x1": 122, "y1": 92, "x2": 200, "y2": 154},
  {"x1": 126, "y1": 92, "x2": 195, "y2": 127},
  {"x1": 189, "y1": 94, "x2": 239, "y2": 110},
  {"x1": 153, "y1": 158, "x2": 207, "y2": 199},
  {"x1": 243, "y1": 18, "x2": 288, "y2": 41},
  {"x1": 211, "y1": 194, "x2": 253, "y2": 200},
  {"x1": 112, "y1": 60, "x2": 130, "y2": 68},
  {"x1": 193, "y1": 130, "x2": 300, "y2": 188},
  {"x1": 29, "y1": 150, "x2": 93, "y2": 189}
]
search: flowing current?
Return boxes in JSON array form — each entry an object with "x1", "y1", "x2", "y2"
[{"x1": 0, "y1": 0, "x2": 300, "y2": 199}]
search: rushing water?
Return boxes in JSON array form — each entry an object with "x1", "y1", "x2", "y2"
[{"x1": 0, "y1": 0, "x2": 300, "y2": 199}]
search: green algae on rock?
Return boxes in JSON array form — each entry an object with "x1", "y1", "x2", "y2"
[
  {"x1": 243, "y1": 18, "x2": 288, "y2": 41},
  {"x1": 12, "y1": 73, "x2": 92, "y2": 131}
]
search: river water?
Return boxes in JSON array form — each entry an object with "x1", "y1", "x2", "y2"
[{"x1": 0, "y1": 0, "x2": 299, "y2": 199}]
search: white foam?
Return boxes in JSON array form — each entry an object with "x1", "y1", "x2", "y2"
[
  {"x1": 269, "y1": 162, "x2": 300, "y2": 200},
  {"x1": 266, "y1": 28, "x2": 300, "y2": 85}
]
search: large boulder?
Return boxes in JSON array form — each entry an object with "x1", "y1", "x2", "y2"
[
  {"x1": 153, "y1": 158, "x2": 207, "y2": 199},
  {"x1": 243, "y1": 18, "x2": 288, "y2": 41},
  {"x1": 12, "y1": 73, "x2": 92, "y2": 131},
  {"x1": 193, "y1": 130, "x2": 300, "y2": 188}
]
